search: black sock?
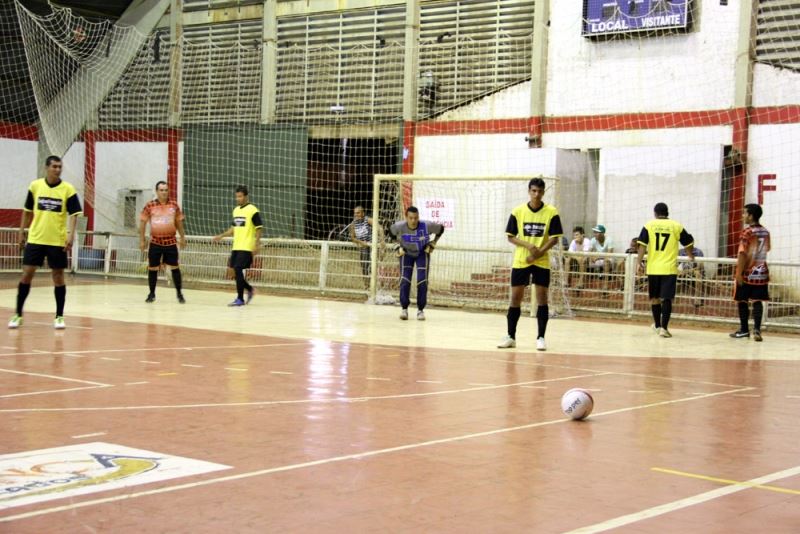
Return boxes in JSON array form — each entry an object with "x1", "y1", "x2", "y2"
[
  {"x1": 507, "y1": 306, "x2": 521, "y2": 339},
  {"x1": 243, "y1": 278, "x2": 253, "y2": 293},
  {"x1": 235, "y1": 268, "x2": 245, "y2": 300},
  {"x1": 738, "y1": 301, "x2": 750, "y2": 332},
  {"x1": 148, "y1": 270, "x2": 157, "y2": 294},
  {"x1": 54, "y1": 285, "x2": 66, "y2": 317},
  {"x1": 16, "y1": 283, "x2": 31, "y2": 315},
  {"x1": 661, "y1": 299, "x2": 672, "y2": 329},
  {"x1": 651, "y1": 304, "x2": 662, "y2": 328},
  {"x1": 536, "y1": 305, "x2": 549, "y2": 339},
  {"x1": 752, "y1": 301, "x2": 763, "y2": 332},
  {"x1": 171, "y1": 269, "x2": 183, "y2": 293}
]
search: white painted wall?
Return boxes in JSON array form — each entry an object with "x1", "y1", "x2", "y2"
[
  {"x1": 746, "y1": 124, "x2": 800, "y2": 263},
  {"x1": 546, "y1": 1, "x2": 741, "y2": 115},
  {"x1": 94, "y1": 142, "x2": 169, "y2": 233},
  {"x1": 599, "y1": 145, "x2": 723, "y2": 260},
  {"x1": 0, "y1": 139, "x2": 38, "y2": 210},
  {"x1": 752, "y1": 64, "x2": 800, "y2": 108},
  {"x1": 438, "y1": 80, "x2": 532, "y2": 121},
  {"x1": 542, "y1": 126, "x2": 732, "y2": 151}
]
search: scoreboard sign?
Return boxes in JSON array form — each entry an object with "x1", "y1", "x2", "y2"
[{"x1": 582, "y1": 0, "x2": 692, "y2": 37}]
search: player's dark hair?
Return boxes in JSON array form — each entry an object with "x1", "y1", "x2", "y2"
[
  {"x1": 654, "y1": 202, "x2": 669, "y2": 217},
  {"x1": 744, "y1": 203, "x2": 762, "y2": 223},
  {"x1": 236, "y1": 185, "x2": 249, "y2": 196},
  {"x1": 45, "y1": 155, "x2": 61, "y2": 167},
  {"x1": 406, "y1": 206, "x2": 419, "y2": 215},
  {"x1": 573, "y1": 226, "x2": 584, "y2": 234},
  {"x1": 528, "y1": 177, "x2": 546, "y2": 190},
  {"x1": 155, "y1": 180, "x2": 168, "y2": 190}
]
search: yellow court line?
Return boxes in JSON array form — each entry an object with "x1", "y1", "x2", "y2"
[
  {"x1": 652, "y1": 467, "x2": 800, "y2": 496},
  {"x1": 156, "y1": 372, "x2": 178, "y2": 377}
]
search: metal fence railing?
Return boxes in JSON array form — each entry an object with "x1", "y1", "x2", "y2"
[{"x1": 0, "y1": 229, "x2": 798, "y2": 329}]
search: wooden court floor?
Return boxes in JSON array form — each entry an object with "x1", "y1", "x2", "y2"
[{"x1": 0, "y1": 279, "x2": 798, "y2": 533}]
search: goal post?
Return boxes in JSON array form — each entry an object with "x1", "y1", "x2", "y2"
[{"x1": 369, "y1": 173, "x2": 573, "y2": 317}]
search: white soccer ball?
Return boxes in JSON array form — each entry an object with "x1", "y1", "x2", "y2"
[{"x1": 561, "y1": 388, "x2": 594, "y2": 420}]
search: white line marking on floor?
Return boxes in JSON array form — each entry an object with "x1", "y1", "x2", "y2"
[
  {"x1": 628, "y1": 390, "x2": 649, "y2": 393},
  {"x1": 270, "y1": 371, "x2": 293, "y2": 375},
  {"x1": 565, "y1": 464, "x2": 800, "y2": 533},
  {"x1": 180, "y1": 364, "x2": 203, "y2": 368},
  {"x1": 100, "y1": 357, "x2": 121, "y2": 362},
  {"x1": 63, "y1": 353, "x2": 86, "y2": 358},
  {"x1": 0, "y1": 346, "x2": 16, "y2": 350},
  {"x1": 786, "y1": 395, "x2": 800, "y2": 399},
  {"x1": 366, "y1": 377, "x2": 391, "y2": 381},
  {"x1": 321, "y1": 375, "x2": 344, "y2": 379},
  {"x1": 156, "y1": 372, "x2": 178, "y2": 377},
  {"x1": 71, "y1": 432, "x2": 106, "y2": 439},
  {"x1": 416, "y1": 380, "x2": 443, "y2": 384},
  {"x1": 0, "y1": 342, "x2": 308, "y2": 358},
  {"x1": 225, "y1": 368, "x2": 247, "y2": 372},
  {"x1": 0, "y1": 385, "x2": 109, "y2": 399},
  {"x1": 0, "y1": 385, "x2": 754, "y2": 523},
  {"x1": 732, "y1": 394, "x2": 761, "y2": 398},
  {"x1": 31, "y1": 322, "x2": 93, "y2": 330},
  {"x1": 140, "y1": 360, "x2": 161, "y2": 364},
  {"x1": 467, "y1": 383, "x2": 494, "y2": 386},
  {"x1": 520, "y1": 385, "x2": 547, "y2": 389},
  {"x1": 124, "y1": 381, "x2": 149, "y2": 386},
  {"x1": 0, "y1": 368, "x2": 110, "y2": 387},
  {"x1": 0, "y1": 372, "x2": 612, "y2": 412}
]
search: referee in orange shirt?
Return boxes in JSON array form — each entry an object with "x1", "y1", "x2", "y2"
[{"x1": 139, "y1": 181, "x2": 187, "y2": 303}]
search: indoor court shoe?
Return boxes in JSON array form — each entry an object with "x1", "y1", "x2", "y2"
[
  {"x1": 753, "y1": 330, "x2": 763, "y2": 342},
  {"x1": 8, "y1": 315, "x2": 22, "y2": 329},
  {"x1": 145, "y1": 293, "x2": 156, "y2": 303},
  {"x1": 228, "y1": 298, "x2": 245, "y2": 307},
  {"x1": 399, "y1": 309, "x2": 408, "y2": 320},
  {"x1": 417, "y1": 310, "x2": 425, "y2": 321},
  {"x1": 497, "y1": 335, "x2": 516, "y2": 349},
  {"x1": 536, "y1": 337, "x2": 547, "y2": 351},
  {"x1": 246, "y1": 288, "x2": 255, "y2": 304},
  {"x1": 729, "y1": 330, "x2": 750, "y2": 339},
  {"x1": 177, "y1": 293, "x2": 186, "y2": 304},
  {"x1": 659, "y1": 328, "x2": 672, "y2": 338},
  {"x1": 54, "y1": 316, "x2": 65, "y2": 330}
]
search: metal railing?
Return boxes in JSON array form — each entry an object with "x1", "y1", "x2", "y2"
[{"x1": 0, "y1": 229, "x2": 798, "y2": 329}]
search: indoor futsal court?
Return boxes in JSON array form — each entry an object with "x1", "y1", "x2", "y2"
[
  {"x1": 3, "y1": 0, "x2": 800, "y2": 532},
  {"x1": 1, "y1": 278, "x2": 798, "y2": 532}
]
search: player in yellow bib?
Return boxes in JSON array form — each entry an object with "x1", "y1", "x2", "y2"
[
  {"x1": 213, "y1": 185, "x2": 263, "y2": 306},
  {"x1": 9, "y1": 156, "x2": 82, "y2": 330},
  {"x1": 636, "y1": 202, "x2": 694, "y2": 338},
  {"x1": 498, "y1": 178, "x2": 563, "y2": 351}
]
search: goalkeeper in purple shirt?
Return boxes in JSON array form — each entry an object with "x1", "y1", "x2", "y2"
[{"x1": 388, "y1": 206, "x2": 445, "y2": 321}]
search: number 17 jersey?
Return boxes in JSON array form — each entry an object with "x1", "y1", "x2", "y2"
[{"x1": 638, "y1": 218, "x2": 694, "y2": 275}]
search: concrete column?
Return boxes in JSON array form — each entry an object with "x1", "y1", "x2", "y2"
[
  {"x1": 529, "y1": 0, "x2": 550, "y2": 120},
  {"x1": 261, "y1": 0, "x2": 278, "y2": 123},
  {"x1": 168, "y1": 0, "x2": 183, "y2": 127},
  {"x1": 402, "y1": 0, "x2": 420, "y2": 122}
]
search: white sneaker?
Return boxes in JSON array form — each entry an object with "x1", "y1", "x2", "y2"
[
  {"x1": 536, "y1": 337, "x2": 547, "y2": 351},
  {"x1": 659, "y1": 328, "x2": 672, "y2": 338},
  {"x1": 497, "y1": 335, "x2": 516, "y2": 349},
  {"x1": 399, "y1": 309, "x2": 408, "y2": 320},
  {"x1": 54, "y1": 316, "x2": 66, "y2": 330},
  {"x1": 417, "y1": 310, "x2": 425, "y2": 321},
  {"x1": 8, "y1": 315, "x2": 23, "y2": 329}
]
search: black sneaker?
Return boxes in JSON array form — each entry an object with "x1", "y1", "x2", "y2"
[
  {"x1": 177, "y1": 293, "x2": 186, "y2": 304},
  {"x1": 753, "y1": 330, "x2": 763, "y2": 342},
  {"x1": 729, "y1": 330, "x2": 749, "y2": 339},
  {"x1": 145, "y1": 293, "x2": 156, "y2": 303}
]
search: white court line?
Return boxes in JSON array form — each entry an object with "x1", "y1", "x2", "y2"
[
  {"x1": 124, "y1": 381, "x2": 149, "y2": 386},
  {"x1": 100, "y1": 357, "x2": 121, "y2": 362},
  {"x1": 366, "y1": 377, "x2": 391, "y2": 381},
  {"x1": 32, "y1": 321, "x2": 93, "y2": 330},
  {"x1": 0, "y1": 368, "x2": 110, "y2": 387},
  {"x1": 71, "y1": 432, "x2": 106, "y2": 439},
  {"x1": 0, "y1": 372, "x2": 611, "y2": 413},
  {"x1": 0, "y1": 385, "x2": 753, "y2": 523},
  {"x1": 181, "y1": 364, "x2": 203, "y2": 368},
  {"x1": 733, "y1": 394, "x2": 761, "y2": 398},
  {"x1": 416, "y1": 380, "x2": 443, "y2": 384},
  {"x1": 139, "y1": 360, "x2": 161, "y2": 364},
  {"x1": 786, "y1": 395, "x2": 800, "y2": 399},
  {"x1": 520, "y1": 385, "x2": 547, "y2": 389},
  {"x1": 0, "y1": 346, "x2": 16, "y2": 350},
  {"x1": 0, "y1": 385, "x2": 109, "y2": 399},
  {"x1": 63, "y1": 353, "x2": 86, "y2": 358},
  {"x1": 270, "y1": 371, "x2": 293, "y2": 375},
  {"x1": 225, "y1": 367, "x2": 248, "y2": 372},
  {"x1": 490, "y1": 358, "x2": 751, "y2": 389},
  {"x1": 0, "y1": 342, "x2": 308, "y2": 358},
  {"x1": 566, "y1": 464, "x2": 800, "y2": 533}
]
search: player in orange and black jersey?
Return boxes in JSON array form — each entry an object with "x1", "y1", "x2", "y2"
[{"x1": 730, "y1": 204, "x2": 771, "y2": 341}]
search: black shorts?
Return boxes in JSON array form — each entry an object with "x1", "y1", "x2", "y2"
[
  {"x1": 648, "y1": 274, "x2": 678, "y2": 300},
  {"x1": 734, "y1": 283, "x2": 769, "y2": 302},
  {"x1": 510, "y1": 265, "x2": 550, "y2": 288},
  {"x1": 148, "y1": 244, "x2": 179, "y2": 268},
  {"x1": 229, "y1": 251, "x2": 253, "y2": 270},
  {"x1": 23, "y1": 244, "x2": 68, "y2": 269}
]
